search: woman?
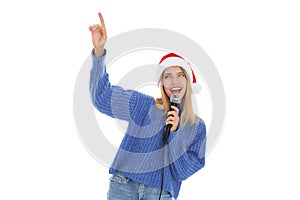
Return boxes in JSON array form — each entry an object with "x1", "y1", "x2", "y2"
[{"x1": 89, "y1": 12, "x2": 206, "y2": 200}]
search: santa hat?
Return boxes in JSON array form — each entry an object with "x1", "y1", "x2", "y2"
[{"x1": 158, "y1": 52, "x2": 201, "y2": 93}]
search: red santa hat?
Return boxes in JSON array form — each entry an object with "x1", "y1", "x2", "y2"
[{"x1": 158, "y1": 52, "x2": 201, "y2": 93}]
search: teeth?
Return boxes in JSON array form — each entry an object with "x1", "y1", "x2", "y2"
[{"x1": 171, "y1": 87, "x2": 181, "y2": 91}]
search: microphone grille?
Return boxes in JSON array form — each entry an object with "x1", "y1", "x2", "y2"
[{"x1": 170, "y1": 94, "x2": 180, "y2": 104}]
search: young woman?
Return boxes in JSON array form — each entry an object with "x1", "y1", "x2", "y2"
[{"x1": 89, "y1": 12, "x2": 206, "y2": 200}]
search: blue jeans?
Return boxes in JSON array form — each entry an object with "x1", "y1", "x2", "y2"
[{"x1": 107, "y1": 173, "x2": 173, "y2": 200}]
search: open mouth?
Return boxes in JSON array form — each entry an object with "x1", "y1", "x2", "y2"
[{"x1": 170, "y1": 87, "x2": 182, "y2": 93}]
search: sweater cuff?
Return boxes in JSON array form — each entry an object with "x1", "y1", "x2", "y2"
[
  {"x1": 166, "y1": 121, "x2": 181, "y2": 144},
  {"x1": 91, "y1": 48, "x2": 107, "y2": 61},
  {"x1": 166, "y1": 130, "x2": 177, "y2": 144}
]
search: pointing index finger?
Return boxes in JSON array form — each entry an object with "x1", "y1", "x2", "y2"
[{"x1": 98, "y1": 12, "x2": 106, "y2": 28}]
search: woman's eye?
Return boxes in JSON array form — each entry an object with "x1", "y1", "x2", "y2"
[
  {"x1": 164, "y1": 75, "x2": 171, "y2": 79},
  {"x1": 178, "y1": 73, "x2": 185, "y2": 78}
]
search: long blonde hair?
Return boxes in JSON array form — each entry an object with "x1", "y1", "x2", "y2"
[{"x1": 155, "y1": 67, "x2": 197, "y2": 128}]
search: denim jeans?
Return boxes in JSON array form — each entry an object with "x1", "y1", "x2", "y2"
[{"x1": 107, "y1": 173, "x2": 173, "y2": 200}]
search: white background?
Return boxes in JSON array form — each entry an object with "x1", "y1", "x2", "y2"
[{"x1": 1, "y1": 0, "x2": 299, "y2": 199}]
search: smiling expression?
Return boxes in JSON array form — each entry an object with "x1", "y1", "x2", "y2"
[{"x1": 162, "y1": 66, "x2": 187, "y2": 99}]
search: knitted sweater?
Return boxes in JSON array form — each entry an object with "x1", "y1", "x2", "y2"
[{"x1": 89, "y1": 49, "x2": 206, "y2": 199}]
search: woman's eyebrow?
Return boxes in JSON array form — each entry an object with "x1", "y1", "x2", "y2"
[
  {"x1": 164, "y1": 71, "x2": 184, "y2": 75},
  {"x1": 163, "y1": 72, "x2": 184, "y2": 78},
  {"x1": 163, "y1": 72, "x2": 172, "y2": 76}
]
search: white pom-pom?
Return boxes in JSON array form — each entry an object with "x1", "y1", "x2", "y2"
[{"x1": 192, "y1": 83, "x2": 201, "y2": 93}]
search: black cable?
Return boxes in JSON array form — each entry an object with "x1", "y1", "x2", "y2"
[
  {"x1": 159, "y1": 95, "x2": 179, "y2": 199},
  {"x1": 158, "y1": 145, "x2": 165, "y2": 200}
]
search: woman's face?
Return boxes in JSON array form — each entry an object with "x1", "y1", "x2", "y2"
[{"x1": 162, "y1": 66, "x2": 187, "y2": 99}]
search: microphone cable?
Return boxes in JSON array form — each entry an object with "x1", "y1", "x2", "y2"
[
  {"x1": 158, "y1": 144, "x2": 165, "y2": 200},
  {"x1": 158, "y1": 94, "x2": 180, "y2": 200}
]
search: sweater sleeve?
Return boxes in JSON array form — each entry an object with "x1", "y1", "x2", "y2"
[
  {"x1": 89, "y1": 49, "x2": 137, "y2": 121},
  {"x1": 168, "y1": 119, "x2": 207, "y2": 182}
]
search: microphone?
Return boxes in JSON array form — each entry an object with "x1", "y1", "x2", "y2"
[{"x1": 164, "y1": 94, "x2": 180, "y2": 144}]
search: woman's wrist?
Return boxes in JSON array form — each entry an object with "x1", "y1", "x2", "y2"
[{"x1": 94, "y1": 47, "x2": 105, "y2": 58}]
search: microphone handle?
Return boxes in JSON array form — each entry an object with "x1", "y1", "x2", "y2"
[
  {"x1": 163, "y1": 102, "x2": 177, "y2": 144},
  {"x1": 164, "y1": 124, "x2": 171, "y2": 144}
]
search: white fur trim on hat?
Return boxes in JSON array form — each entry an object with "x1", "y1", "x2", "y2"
[{"x1": 157, "y1": 52, "x2": 201, "y2": 93}]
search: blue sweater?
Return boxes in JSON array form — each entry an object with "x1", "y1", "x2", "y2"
[{"x1": 89, "y1": 49, "x2": 206, "y2": 199}]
